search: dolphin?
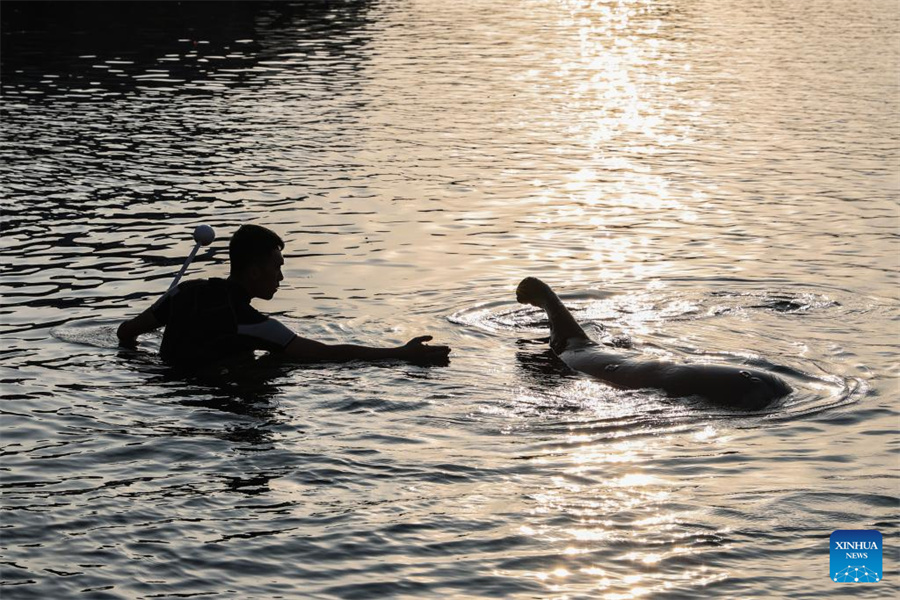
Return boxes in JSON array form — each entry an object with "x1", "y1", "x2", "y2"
[{"x1": 516, "y1": 277, "x2": 791, "y2": 410}]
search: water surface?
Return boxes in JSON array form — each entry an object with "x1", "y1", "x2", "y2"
[{"x1": 2, "y1": 1, "x2": 898, "y2": 598}]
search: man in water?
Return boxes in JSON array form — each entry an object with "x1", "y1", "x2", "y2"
[{"x1": 117, "y1": 224, "x2": 451, "y2": 367}]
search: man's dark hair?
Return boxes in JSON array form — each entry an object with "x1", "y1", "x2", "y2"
[{"x1": 229, "y1": 224, "x2": 284, "y2": 273}]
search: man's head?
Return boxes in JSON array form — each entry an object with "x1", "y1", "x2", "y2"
[{"x1": 229, "y1": 224, "x2": 285, "y2": 300}]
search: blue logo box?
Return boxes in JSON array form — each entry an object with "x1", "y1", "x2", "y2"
[{"x1": 831, "y1": 530, "x2": 882, "y2": 583}]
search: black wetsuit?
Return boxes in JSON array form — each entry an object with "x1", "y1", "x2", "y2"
[{"x1": 151, "y1": 277, "x2": 296, "y2": 367}]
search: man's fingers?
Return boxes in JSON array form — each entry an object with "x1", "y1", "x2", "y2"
[{"x1": 406, "y1": 336, "x2": 450, "y2": 361}]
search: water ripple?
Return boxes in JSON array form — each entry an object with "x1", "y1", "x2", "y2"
[{"x1": 2, "y1": 0, "x2": 898, "y2": 598}]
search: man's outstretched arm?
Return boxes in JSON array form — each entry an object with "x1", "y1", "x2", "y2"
[
  {"x1": 117, "y1": 307, "x2": 162, "y2": 348},
  {"x1": 284, "y1": 334, "x2": 450, "y2": 364}
]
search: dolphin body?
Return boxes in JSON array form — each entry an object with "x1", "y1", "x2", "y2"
[{"x1": 516, "y1": 277, "x2": 792, "y2": 410}]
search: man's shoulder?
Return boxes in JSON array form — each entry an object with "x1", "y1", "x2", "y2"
[
  {"x1": 176, "y1": 278, "x2": 265, "y2": 324},
  {"x1": 164, "y1": 278, "x2": 232, "y2": 312},
  {"x1": 174, "y1": 277, "x2": 230, "y2": 297},
  {"x1": 233, "y1": 299, "x2": 267, "y2": 325}
]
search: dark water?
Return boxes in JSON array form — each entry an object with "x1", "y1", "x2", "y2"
[{"x1": 2, "y1": 1, "x2": 898, "y2": 598}]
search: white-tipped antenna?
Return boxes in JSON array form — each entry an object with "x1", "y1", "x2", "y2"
[{"x1": 168, "y1": 225, "x2": 216, "y2": 291}]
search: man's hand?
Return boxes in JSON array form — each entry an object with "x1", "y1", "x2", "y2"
[
  {"x1": 117, "y1": 308, "x2": 162, "y2": 349},
  {"x1": 398, "y1": 335, "x2": 451, "y2": 364},
  {"x1": 116, "y1": 322, "x2": 138, "y2": 349}
]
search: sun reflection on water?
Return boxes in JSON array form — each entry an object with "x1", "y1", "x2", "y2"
[
  {"x1": 519, "y1": 406, "x2": 732, "y2": 596},
  {"x1": 495, "y1": 0, "x2": 710, "y2": 291}
]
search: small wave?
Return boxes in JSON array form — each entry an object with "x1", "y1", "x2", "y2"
[
  {"x1": 452, "y1": 292, "x2": 865, "y2": 424},
  {"x1": 448, "y1": 300, "x2": 543, "y2": 335},
  {"x1": 450, "y1": 288, "x2": 845, "y2": 340},
  {"x1": 708, "y1": 291, "x2": 842, "y2": 316},
  {"x1": 449, "y1": 298, "x2": 617, "y2": 344},
  {"x1": 760, "y1": 375, "x2": 866, "y2": 424},
  {"x1": 51, "y1": 321, "x2": 122, "y2": 349}
]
